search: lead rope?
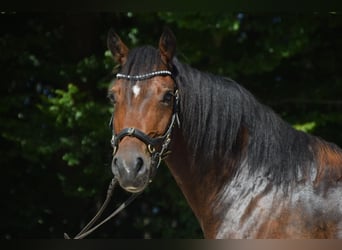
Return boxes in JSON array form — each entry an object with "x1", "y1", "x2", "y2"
[
  {"x1": 64, "y1": 178, "x2": 141, "y2": 239},
  {"x1": 64, "y1": 70, "x2": 178, "y2": 239}
]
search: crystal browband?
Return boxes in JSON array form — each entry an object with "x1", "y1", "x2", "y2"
[{"x1": 116, "y1": 70, "x2": 172, "y2": 81}]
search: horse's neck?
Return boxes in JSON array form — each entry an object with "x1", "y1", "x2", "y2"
[
  {"x1": 165, "y1": 126, "x2": 342, "y2": 238},
  {"x1": 165, "y1": 128, "x2": 227, "y2": 238}
]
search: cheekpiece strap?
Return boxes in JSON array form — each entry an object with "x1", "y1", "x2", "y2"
[
  {"x1": 116, "y1": 70, "x2": 172, "y2": 81},
  {"x1": 111, "y1": 69, "x2": 179, "y2": 165}
]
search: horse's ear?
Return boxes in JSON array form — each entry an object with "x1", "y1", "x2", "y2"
[
  {"x1": 107, "y1": 29, "x2": 129, "y2": 65},
  {"x1": 159, "y1": 27, "x2": 176, "y2": 65}
]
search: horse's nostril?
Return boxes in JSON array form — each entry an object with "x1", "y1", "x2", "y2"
[
  {"x1": 136, "y1": 157, "x2": 144, "y2": 173},
  {"x1": 113, "y1": 155, "x2": 145, "y2": 176}
]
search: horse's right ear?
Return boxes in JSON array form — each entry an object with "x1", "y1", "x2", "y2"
[{"x1": 107, "y1": 29, "x2": 129, "y2": 65}]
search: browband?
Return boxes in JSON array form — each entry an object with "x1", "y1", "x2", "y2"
[{"x1": 116, "y1": 70, "x2": 172, "y2": 81}]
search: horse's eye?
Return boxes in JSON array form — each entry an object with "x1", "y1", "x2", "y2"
[
  {"x1": 108, "y1": 93, "x2": 116, "y2": 104},
  {"x1": 162, "y1": 91, "x2": 174, "y2": 105}
]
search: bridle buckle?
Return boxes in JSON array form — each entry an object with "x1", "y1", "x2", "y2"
[{"x1": 127, "y1": 127, "x2": 135, "y2": 135}]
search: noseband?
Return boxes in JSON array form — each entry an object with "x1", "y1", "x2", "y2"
[
  {"x1": 64, "y1": 70, "x2": 180, "y2": 239},
  {"x1": 110, "y1": 70, "x2": 180, "y2": 178}
]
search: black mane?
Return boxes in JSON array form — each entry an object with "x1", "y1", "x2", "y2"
[
  {"x1": 172, "y1": 57, "x2": 318, "y2": 186},
  {"x1": 120, "y1": 45, "x2": 323, "y2": 187},
  {"x1": 119, "y1": 46, "x2": 165, "y2": 76}
]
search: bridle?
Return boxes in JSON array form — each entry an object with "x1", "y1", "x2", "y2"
[
  {"x1": 110, "y1": 70, "x2": 180, "y2": 180},
  {"x1": 64, "y1": 70, "x2": 180, "y2": 239}
]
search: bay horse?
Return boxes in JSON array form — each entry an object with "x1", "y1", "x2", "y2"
[{"x1": 107, "y1": 28, "x2": 342, "y2": 238}]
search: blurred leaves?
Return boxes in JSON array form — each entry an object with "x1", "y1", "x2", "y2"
[
  {"x1": 293, "y1": 121, "x2": 317, "y2": 133},
  {"x1": 1, "y1": 13, "x2": 342, "y2": 239}
]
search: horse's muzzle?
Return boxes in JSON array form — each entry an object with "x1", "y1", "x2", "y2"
[{"x1": 111, "y1": 147, "x2": 151, "y2": 193}]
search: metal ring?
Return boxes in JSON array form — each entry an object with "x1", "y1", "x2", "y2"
[{"x1": 148, "y1": 144, "x2": 156, "y2": 154}]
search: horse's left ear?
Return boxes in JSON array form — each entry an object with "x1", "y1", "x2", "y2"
[{"x1": 159, "y1": 27, "x2": 176, "y2": 65}]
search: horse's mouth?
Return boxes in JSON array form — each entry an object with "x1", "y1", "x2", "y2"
[
  {"x1": 124, "y1": 186, "x2": 145, "y2": 193},
  {"x1": 117, "y1": 175, "x2": 150, "y2": 193}
]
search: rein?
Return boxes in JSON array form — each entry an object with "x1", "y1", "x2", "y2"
[
  {"x1": 64, "y1": 70, "x2": 179, "y2": 239},
  {"x1": 64, "y1": 178, "x2": 141, "y2": 239}
]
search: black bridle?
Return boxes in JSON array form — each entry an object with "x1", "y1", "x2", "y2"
[
  {"x1": 110, "y1": 70, "x2": 180, "y2": 179},
  {"x1": 64, "y1": 70, "x2": 180, "y2": 240}
]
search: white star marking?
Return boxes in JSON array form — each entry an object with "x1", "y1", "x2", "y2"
[{"x1": 132, "y1": 84, "x2": 141, "y2": 98}]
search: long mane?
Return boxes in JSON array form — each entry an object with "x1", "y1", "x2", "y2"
[
  {"x1": 119, "y1": 45, "x2": 341, "y2": 187},
  {"x1": 173, "y1": 57, "x2": 319, "y2": 185}
]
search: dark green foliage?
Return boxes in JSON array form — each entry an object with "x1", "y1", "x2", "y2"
[{"x1": 1, "y1": 12, "x2": 341, "y2": 239}]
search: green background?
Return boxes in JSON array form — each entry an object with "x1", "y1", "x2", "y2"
[{"x1": 1, "y1": 12, "x2": 341, "y2": 238}]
